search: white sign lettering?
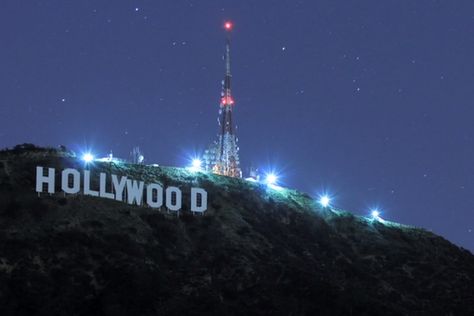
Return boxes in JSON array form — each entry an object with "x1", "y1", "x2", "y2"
[{"x1": 35, "y1": 166, "x2": 208, "y2": 213}]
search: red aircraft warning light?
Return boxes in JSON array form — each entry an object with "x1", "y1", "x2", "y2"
[
  {"x1": 221, "y1": 96, "x2": 235, "y2": 106},
  {"x1": 224, "y1": 21, "x2": 233, "y2": 31}
]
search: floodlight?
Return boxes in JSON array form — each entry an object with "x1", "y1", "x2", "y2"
[
  {"x1": 188, "y1": 158, "x2": 203, "y2": 172},
  {"x1": 82, "y1": 153, "x2": 94, "y2": 163},
  {"x1": 192, "y1": 159, "x2": 202, "y2": 169},
  {"x1": 265, "y1": 173, "x2": 278, "y2": 185},
  {"x1": 319, "y1": 195, "x2": 331, "y2": 208}
]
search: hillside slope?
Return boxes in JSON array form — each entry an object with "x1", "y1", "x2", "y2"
[{"x1": 0, "y1": 146, "x2": 473, "y2": 315}]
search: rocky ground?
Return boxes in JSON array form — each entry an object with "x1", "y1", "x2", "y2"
[{"x1": 0, "y1": 145, "x2": 473, "y2": 315}]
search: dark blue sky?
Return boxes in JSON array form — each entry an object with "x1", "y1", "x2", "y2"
[{"x1": 1, "y1": 1, "x2": 473, "y2": 251}]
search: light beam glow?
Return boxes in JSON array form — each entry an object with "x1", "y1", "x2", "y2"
[
  {"x1": 188, "y1": 158, "x2": 203, "y2": 172},
  {"x1": 265, "y1": 173, "x2": 278, "y2": 186},
  {"x1": 319, "y1": 195, "x2": 331, "y2": 208},
  {"x1": 82, "y1": 153, "x2": 94, "y2": 163},
  {"x1": 192, "y1": 159, "x2": 202, "y2": 169},
  {"x1": 371, "y1": 209, "x2": 380, "y2": 219}
]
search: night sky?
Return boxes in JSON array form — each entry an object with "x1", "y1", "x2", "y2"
[{"x1": 1, "y1": 1, "x2": 473, "y2": 251}]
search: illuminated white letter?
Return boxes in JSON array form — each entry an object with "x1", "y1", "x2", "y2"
[
  {"x1": 112, "y1": 175, "x2": 127, "y2": 201},
  {"x1": 166, "y1": 186, "x2": 182, "y2": 211},
  {"x1": 99, "y1": 173, "x2": 115, "y2": 200},
  {"x1": 126, "y1": 179, "x2": 144, "y2": 205},
  {"x1": 61, "y1": 168, "x2": 80, "y2": 194},
  {"x1": 146, "y1": 183, "x2": 163, "y2": 208},
  {"x1": 83, "y1": 170, "x2": 99, "y2": 197},
  {"x1": 36, "y1": 166, "x2": 55, "y2": 194},
  {"x1": 191, "y1": 188, "x2": 208, "y2": 213}
]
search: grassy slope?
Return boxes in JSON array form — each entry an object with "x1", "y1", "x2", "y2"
[{"x1": 0, "y1": 147, "x2": 473, "y2": 315}]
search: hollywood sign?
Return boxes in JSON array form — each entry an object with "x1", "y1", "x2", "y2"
[{"x1": 35, "y1": 166, "x2": 208, "y2": 213}]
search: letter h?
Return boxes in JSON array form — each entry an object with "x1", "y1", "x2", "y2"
[{"x1": 36, "y1": 166, "x2": 55, "y2": 194}]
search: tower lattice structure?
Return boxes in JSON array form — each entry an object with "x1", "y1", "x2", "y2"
[{"x1": 203, "y1": 22, "x2": 242, "y2": 178}]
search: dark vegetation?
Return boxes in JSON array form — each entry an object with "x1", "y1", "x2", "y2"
[{"x1": 0, "y1": 146, "x2": 473, "y2": 315}]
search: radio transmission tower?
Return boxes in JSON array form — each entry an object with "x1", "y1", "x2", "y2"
[{"x1": 203, "y1": 21, "x2": 242, "y2": 178}]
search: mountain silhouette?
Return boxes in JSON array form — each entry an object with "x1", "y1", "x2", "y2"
[{"x1": 0, "y1": 144, "x2": 473, "y2": 315}]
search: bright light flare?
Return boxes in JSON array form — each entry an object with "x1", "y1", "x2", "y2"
[
  {"x1": 319, "y1": 195, "x2": 331, "y2": 208},
  {"x1": 265, "y1": 173, "x2": 278, "y2": 186},
  {"x1": 371, "y1": 209, "x2": 381, "y2": 219},
  {"x1": 82, "y1": 153, "x2": 94, "y2": 163},
  {"x1": 188, "y1": 158, "x2": 203, "y2": 172},
  {"x1": 192, "y1": 159, "x2": 202, "y2": 169}
]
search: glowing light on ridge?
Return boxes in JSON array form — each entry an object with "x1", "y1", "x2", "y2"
[
  {"x1": 371, "y1": 209, "x2": 381, "y2": 219},
  {"x1": 82, "y1": 153, "x2": 94, "y2": 163},
  {"x1": 319, "y1": 195, "x2": 331, "y2": 208},
  {"x1": 265, "y1": 173, "x2": 278, "y2": 186},
  {"x1": 188, "y1": 158, "x2": 203, "y2": 172}
]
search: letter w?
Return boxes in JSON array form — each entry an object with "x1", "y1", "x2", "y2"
[{"x1": 126, "y1": 179, "x2": 144, "y2": 205}]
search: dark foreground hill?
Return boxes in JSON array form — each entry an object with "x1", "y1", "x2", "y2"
[{"x1": 0, "y1": 145, "x2": 473, "y2": 315}]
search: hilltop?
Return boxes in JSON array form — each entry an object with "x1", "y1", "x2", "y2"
[{"x1": 0, "y1": 145, "x2": 473, "y2": 315}]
